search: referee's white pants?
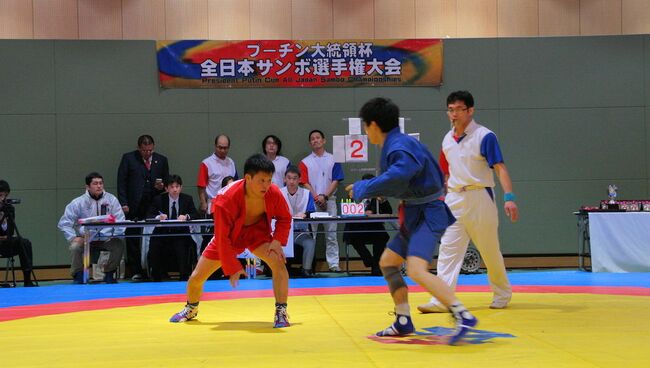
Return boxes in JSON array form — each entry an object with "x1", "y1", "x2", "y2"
[
  {"x1": 429, "y1": 189, "x2": 511, "y2": 305},
  {"x1": 311, "y1": 197, "x2": 340, "y2": 268}
]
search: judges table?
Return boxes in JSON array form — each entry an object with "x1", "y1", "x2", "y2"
[
  {"x1": 587, "y1": 212, "x2": 650, "y2": 272},
  {"x1": 82, "y1": 216, "x2": 399, "y2": 283}
]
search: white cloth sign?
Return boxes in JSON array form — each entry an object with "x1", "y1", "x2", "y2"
[{"x1": 588, "y1": 212, "x2": 650, "y2": 272}]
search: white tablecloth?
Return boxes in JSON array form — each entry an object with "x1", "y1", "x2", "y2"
[{"x1": 588, "y1": 212, "x2": 650, "y2": 272}]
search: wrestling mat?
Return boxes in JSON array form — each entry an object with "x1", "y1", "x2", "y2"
[{"x1": 1, "y1": 270, "x2": 649, "y2": 367}]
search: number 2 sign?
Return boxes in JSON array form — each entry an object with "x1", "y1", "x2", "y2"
[{"x1": 345, "y1": 135, "x2": 368, "y2": 162}]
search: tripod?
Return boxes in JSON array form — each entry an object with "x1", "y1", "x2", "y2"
[{"x1": 0, "y1": 204, "x2": 38, "y2": 287}]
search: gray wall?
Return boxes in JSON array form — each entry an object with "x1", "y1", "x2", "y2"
[{"x1": 1, "y1": 36, "x2": 648, "y2": 267}]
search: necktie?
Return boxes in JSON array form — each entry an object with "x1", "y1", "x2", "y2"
[
  {"x1": 171, "y1": 201, "x2": 177, "y2": 220},
  {"x1": 145, "y1": 159, "x2": 151, "y2": 170}
]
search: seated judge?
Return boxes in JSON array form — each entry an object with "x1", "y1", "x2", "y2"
[{"x1": 147, "y1": 175, "x2": 199, "y2": 282}]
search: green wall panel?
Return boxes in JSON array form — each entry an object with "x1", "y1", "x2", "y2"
[
  {"x1": 209, "y1": 87, "x2": 355, "y2": 113},
  {"x1": 501, "y1": 108, "x2": 646, "y2": 181},
  {"x1": 0, "y1": 40, "x2": 55, "y2": 114},
  {"x1": 0, "y1": 114, "x2": 57, "y2": 190},
  {"x1": 499, "y1": 36, "x2": 645, "y2": 109},
  {"x1": 54, "y1": 41, "x2": 208, "y2": 114}
]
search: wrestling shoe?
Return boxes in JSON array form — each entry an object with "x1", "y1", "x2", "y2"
[
  {"x1": 376, "y1": 313, "x2": 415, "y2": 337},
  {"x1": 489, "y1": 300, "x2": 509, "y2": 309},
  {"x1": 448, "y1": 309, "x2": 478, "y2": 345},
  {"x1": 274, "y1": 305, "x2": 290, "y2": 328},
  {"x1": 169, "y1": 304, "x2": 198, "y2": 323},
  {"x1": 417, "y1": 302, "x2": 448, "y2": 313}
]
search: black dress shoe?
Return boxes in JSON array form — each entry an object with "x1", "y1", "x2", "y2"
[{"x1": 301, "y1": 269, "x2": 314, "y2": 278}]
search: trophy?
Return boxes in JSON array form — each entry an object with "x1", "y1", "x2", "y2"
[{"x1": 606, "y1": 184, "x2": 619, "y2": 210}]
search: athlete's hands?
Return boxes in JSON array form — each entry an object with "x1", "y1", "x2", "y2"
[
  {"x1": 266, "y1": 240, "x2": 286, "y2": 264},
  {"x1": 504, "y1": 201, "x2": 519, "y2": 222},
  {"x1": 229, "y1": 269, "x2": 247, "y2": 288}
]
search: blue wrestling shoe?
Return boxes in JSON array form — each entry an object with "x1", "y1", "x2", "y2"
[
  {"x1": 169, "y1": 304, "x2": 198, "y2": 323},
  {"x1": 448, "y1": 309, "x2": 478, "y2": 345},
  {"x1": 274, "y1": 305, "x2": 290, "y2": 328},
  {"x1": 376, "y1": 313, "x2": 415, "y2": 337}
]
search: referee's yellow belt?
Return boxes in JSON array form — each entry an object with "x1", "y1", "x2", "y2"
[{"x1": 447, "y1": 185, "x2": 486, "y2": 193}]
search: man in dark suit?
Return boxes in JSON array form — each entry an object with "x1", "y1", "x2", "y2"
[
  {"x1": 147, "y1": 175, "x2": 199, "y2": 282},
  {"x1": 118, "y1": 134, "x2": 169, "y2": 280}
]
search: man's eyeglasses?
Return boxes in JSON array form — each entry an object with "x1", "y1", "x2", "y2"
[{"x1": 447, "y1": 107, "x2": 468, "y2": 114}]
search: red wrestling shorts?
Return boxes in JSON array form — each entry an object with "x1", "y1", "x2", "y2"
[{"x1": 202, "y1": 219, "x2": 272, "y2": 260}]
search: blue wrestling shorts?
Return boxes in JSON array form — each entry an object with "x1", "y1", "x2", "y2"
[{"x1": 387, "y1": 200, "x2": 456, "y2": 261}]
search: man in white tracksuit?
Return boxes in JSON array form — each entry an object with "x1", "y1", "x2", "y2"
[{"x1": 419, "y1": 91, "x2": 519, "y2": 312}]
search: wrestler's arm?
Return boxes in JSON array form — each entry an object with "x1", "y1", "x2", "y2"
[
  {"x1": 353, "y1": 150, "x2": 419, "y2": 202},
  {"x1": 213, "y1": 204, "x2": 243, "y2": 276}
]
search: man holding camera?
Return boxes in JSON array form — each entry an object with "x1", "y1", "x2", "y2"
[{"x1": 0, "y1": 180, "x2": 36, "y2": 287}]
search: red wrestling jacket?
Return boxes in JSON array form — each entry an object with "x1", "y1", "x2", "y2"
[{"x1": 208, "y1": 179, "x2": 291, "y2": 275}]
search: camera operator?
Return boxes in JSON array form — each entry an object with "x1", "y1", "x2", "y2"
[{"x1": 0, "y1": 180, "x2": 36, "y2": 287}]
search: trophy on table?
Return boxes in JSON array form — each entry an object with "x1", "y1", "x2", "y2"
[{"x1": 606, "y1": 184, "x2": 619, "y2": 210}]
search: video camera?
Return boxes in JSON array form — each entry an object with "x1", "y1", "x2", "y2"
[{"x1": 3, "y1": 198, "x2": 20, "y2": 205}]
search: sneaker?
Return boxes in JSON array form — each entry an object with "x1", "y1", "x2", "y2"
[
  {"x1": 328, "y1": 265, "x2": 341, "y2": 273},
  {"x1": 103, "y1": 272, "x2": 118, "y2": 284},
  {"x1": 274, "y1": 306, "x2": 290, "y2": 328},
  {"x1": 489, "y1": 300, "x2": 509, "y2": 309},
  {"x1": 169, "y1": 304, "x2": 198, "y2": 323},
  {"x1": 376, "y1": 313, "x2": 415, "y2": 337},
  {"x1": 417, "y1": 302, "x2": 448, "y2": 314},
  {"x1": 131, "y1": 273, "x2": 143, "y2": 282},
  {"x1": 448, "y1": 310, "x2": 478, "y2": 345}
]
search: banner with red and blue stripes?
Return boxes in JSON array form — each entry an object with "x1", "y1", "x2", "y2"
[{"x1": 157, "y1": 39, "x2": 443, "y2": 88}]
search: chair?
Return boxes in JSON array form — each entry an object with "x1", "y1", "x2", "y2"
[{"x1": 1, "y1": 254, "x2": 38, "y2": 287}]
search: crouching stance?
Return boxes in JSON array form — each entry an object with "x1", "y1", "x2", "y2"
[
  {"x1": 348, "y1": 98, "x2": 478, "y2": 345},
  {"x1": 170, "y1": 154, "x2": 292, "y2": 328}
]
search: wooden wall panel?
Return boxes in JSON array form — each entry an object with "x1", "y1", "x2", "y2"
[
  {"x1": 165, "y1": 0, "x2": 208, "y2": 39},
  {"x1": 375, "y1": 0, "x2": 415, "y2": 39},
  {"x1": 332, "y1": 0, "x2": 373, "y2": 38},
  {"x1": 457, "y1": 0, "x2": 497, "y2": 37},
  {"x1": 208, "y1": 0, "x2": 250, "y2": 40},
  {"x1": 123, "y1": 0, "x2": 166, "y2": 40},
  {"x1": 622, "y1": 0, "x2": 650, "y2": 34},
  {"x1": 78, "y1": 0, "x2": 122, "y2": 39},
  {"x1": 33, "y1": 0, "x2": 78, "y2": 39},
  {"x1": 580, "y1": 0, "x2": 622, "y2": 35},
  {"x1": 415, "y1": 0, "x2": 457, "y2": 38},
  {"x1": 498, "y1": 0, "x2": 538, "y2": 37},
  {"x1": 292, "y1": 0, "x2": 333, "y2": 39},
  {"x1": 539, "y1": 0, "x2": 579, "y2": 36},
  {"x1": 0, "y1": 0, "x2": 33, "y2": 39},
  {"x1": 250, "y1": 0, "x2": 291, "y2": 39}
]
